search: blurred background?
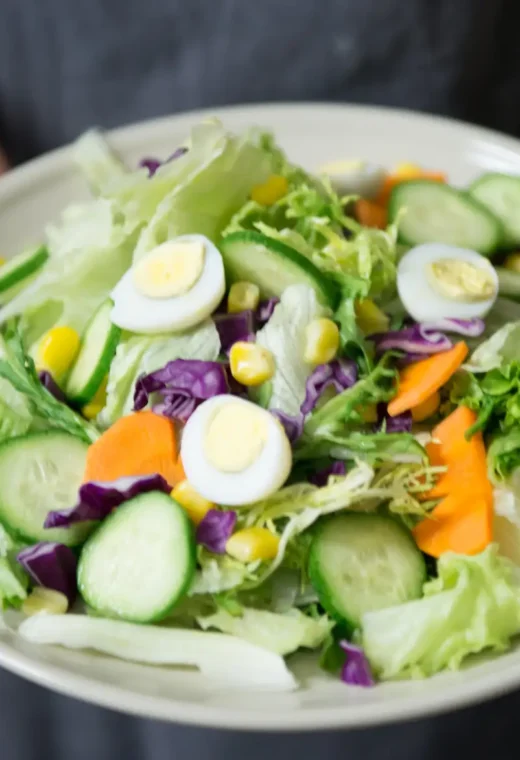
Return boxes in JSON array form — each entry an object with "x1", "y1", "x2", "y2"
[{"x1": 1, "y1": 0, "x2": 520, "y2": 757}]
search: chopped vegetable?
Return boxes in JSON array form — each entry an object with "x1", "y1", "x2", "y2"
[
  {"x1": 387, "y1": 341, "x2": 468, "y2": 417},
  {"x1": 83, "y1": 411, "x2": 184, "y2": 486},
  {"x1": 195, "y1": 510, "x2": 238, "y2": 554},
  {"x1": 340, "y1": 641, "x2": 375, "y2": 687},
  {"x1": 18, "y1": 614, "x2": 297, "y2": 691},
  {"x1": 17, "y1": 542, "x2": 77, "y2": 605},
  {"x1": 354, "y1": 199, "x2": 387, "y2": 230}
]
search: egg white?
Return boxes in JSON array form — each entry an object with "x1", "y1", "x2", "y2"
[
  {"x1": 110, "y1": 234, "x2": 226, "y2": 334},
  {"x1": 397, "y1": 243, "x2": 498, "y2": 323},
  {"x1": 181, "y1": 395, "x2": 292, "y2": 506}
]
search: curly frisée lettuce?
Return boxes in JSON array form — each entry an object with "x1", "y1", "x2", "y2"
[{"x1": 362, "y1": 546, "x2": 520, "y2": 680}]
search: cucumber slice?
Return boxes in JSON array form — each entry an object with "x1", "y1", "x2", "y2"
[
  {"x1": 0, "y1": 431, "x2": 91, "y2": 546},
  {"x1": 66, "y1": 300, "x2": 121, "y2": 406},
  {"x1": 308, "y1": 513, "x2": 426, "y2": 629},
  {"x1": 388, "y1": 180, "x2": 502, "y2": 256},
  {"x1": 78, "y1": 492, "x2": 196, "y2": 623},
  {"x1": 0, "y1": 245, "x2": 48, "y2": 303},
  {"x1": 470, "y1": 173, "x2": 520, "y2": 247},
  {"x1": 220, "y1": 231, "x2": 339, "y2": 309},
  {"x1": 496, "y1": 267, "x2": 520, "y2": 302}
]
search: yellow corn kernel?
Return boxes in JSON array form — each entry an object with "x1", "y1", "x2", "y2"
[
  {"x1": 81, "y1": 377, "x2": 108, "y2": 420},
  {"x1": 229, "y1": 341, "x2": 275, "y2": 386},
  {"x1": 411, "y1": 391, "x2": 441, "y2": 423},
  {"x1": 228, "y1": 281, "x2": 260, "y2": 314},
  {"x1": 354, "y1": 299, "x2": 390, "y2": 335},
  {"x1": 394, "y1": 162, "x2": 422, "y2": 177},
  {"x1": 226, "y1": 527, "x2": 280, "y2": 563},
  {"x1": 251, "y1": 174, "x2": 289, "y2": 206},
  {"x1": 22, "y1": 587, "x2": 69, "y2": 617},
  {"x1": 504, "y1": 253, "x2": 520, "y2": 274},
  {"x1": 303, "y1": 318, "x2": 340, "y2": 365},
  {"x1": 0, "y1": 257, "x2": 6, "y2": 267},
  {"x1": 36, "y1": 326, "x2": 81, "y2": 379},
  {"x1": 171, "y1": 481, "x2": 214, "y2": 525},
  {"x1": 359, "y1": 404, "x2": 378, "y2": 423}
]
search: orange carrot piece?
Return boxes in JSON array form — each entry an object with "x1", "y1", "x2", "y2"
[
  {"x1": 428, "y1": 405, "x2": 478, "y2": 462},
  {"x1": 354, "y1": 199, "x2": 388, "y2": 229},
  {"x1": 387, "y1": 342, "x2": 468, "y2": 417},
  {"x1": 411, "y1": 390, "x2": 441, "y2": 423},
  {"x1": 375, "y1": 171, "x2": 447, "y2": 206},
  {"x1": 84, "y1": 411, "x2": 184, "y2": 487},
  {"x1": 425, "y1": 448, "x2": 493, "y2": 502},
  {"x1": 413, "y1": 495, "x2": 493, "y2": 558}
]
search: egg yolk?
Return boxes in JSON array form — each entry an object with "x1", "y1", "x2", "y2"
[
  {"x1": 133, "y1": 240, "x2": 205, "y2": 299},
  {"x1": 427, "y1": 258, "x2": 496, "y2": 303},
  {"x1": 204, "y1": 403, "x2": 268, "y2": 473}
]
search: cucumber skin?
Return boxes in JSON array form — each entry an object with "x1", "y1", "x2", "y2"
[
  {"x1": 308, "y1": 513, "x2": 426, "y2": 631},
  {"x1": 66, "y1": 303, "x2": 121, "y2": 407},
  {"x1": 0, "y1": 246, "x2": 49, "y2": 294},
  {"x1": 220, "y1": 230, "x2": 340, "y2": 309},
  {"x1": 77, "y1": 495, "x2": 197, "y2": 624},
  {"x1": 470, "y1": 173, "x2": 520, "y2": 248},
  {"x1": 388, "y1": 180, "x2": 503, "y2": 257},
  {"x1": 0, "y1": 431, "x2": 92, "y2": 547}
]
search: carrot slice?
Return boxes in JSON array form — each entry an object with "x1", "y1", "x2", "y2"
[
  {"x1": 428, "y1": 405, "x2": 477, "y2": 462},
  {"x1": 83, "y1": 411, "x2": 184, "y2": 487},
  {"x1": 413, "y1": 495, "x2": 492, "y2": 558},
  {"x1": 411, "y1": 390, "x2": 441, "y2": 423},
  {"x1": 387, "y1": 342, "x2": 468, "y2": 417},
  {"x1": 375, "y1": 171, "x2": 447, "y2": 206},
  {"x1": 354, "y1": 199, "x2": 388, "y2": 229}
]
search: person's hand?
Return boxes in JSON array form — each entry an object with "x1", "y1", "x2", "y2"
[{"x1": 0, "y1": 147, "x2": 8, "y2": 175}]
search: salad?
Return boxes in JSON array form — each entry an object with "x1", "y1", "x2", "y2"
[{"x1": 1, "y1": 121, "x2": 520, "y2": 692}]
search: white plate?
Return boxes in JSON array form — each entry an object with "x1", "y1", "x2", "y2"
[{"x1": 1, "y1": 103, "x2": 520, "y2": 731}]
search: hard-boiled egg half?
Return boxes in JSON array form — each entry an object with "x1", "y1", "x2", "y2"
[
  {"x1": 318, "y1": 160, "x2": 386, "y2": 199},
  {"x1": 397, "y1": 243, "x2": 498, "y2": 323},
  {"x1": 111, "y1": 234, "x2": 225, "y2": 333},
  {"x1": 181, "y1": 395, "x2": 292, "y2": 506}
]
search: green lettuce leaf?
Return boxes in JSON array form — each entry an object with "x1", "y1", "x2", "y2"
[
  {"x1": 0, "y1": 326, "x2": 98, "y2": 443},
  {"x1": 98, "y1": 318, "x2": 221, "y2": 427},
  {"x1": 0, "y1": 377, "x2": 33, "y2": 442},
  {"x1": 362, "y1": 546, "x2": 520, "y2": 680},
  {"x1": 197, "y1": 607, "x2": 332, "y2": 656},
  {"x1": 72, "y1": 129, "x2": 129, "y2": 196},
  {"x1": 189, "y1": 552, "x2": 257, "y2": 596},
  {"x1": 106, "y1": 122, "x2": 274, "y2": 260},
  {"x1": 300, "y1": 352, "x2": 397, "y2": 444},
  {"x1": 255, "y1": 285, "x2": 328, "y2": 415},
  {"x1": 488, "y1": 430, "x2": 520, "y2": 483},
  {"x1": 0, "y1": 525, "x2": 28, "y2": 608},
  {"x1": 0, "y1": 199, "x2": 135, "y2": 349},
  {"x1": 464, "y1": 321, "x2": 520, "y2": 374}
]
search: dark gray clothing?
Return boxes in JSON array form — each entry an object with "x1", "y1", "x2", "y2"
[{"x1": 1, "y1": 1, "x2": 520, "y2": 757}]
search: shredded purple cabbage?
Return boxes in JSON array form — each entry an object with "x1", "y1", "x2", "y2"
[
  {"x1": 377, "y1": 403, "x2": 413, "y2": 433},
  {"x1": 214, "y1": 311, "x2": 256, "y2": 353},
  {"x1": 44, "y1": 474, "x2": 170, "y2": 528},
  {"x1": 196, "y1": 509, "x2": 237, "y2": 554},
  {"x1": 134, "y1": 359, "x2": 229, "y2": 422},
  {"x1": 271, "y1": 409, "x2": 305, "y2": 443},
  {"x1": 370, "y1": 325, "x2": 452, "y2": 356},
  {"x1": 301, "y1": 359, "x2": 358, "y2": 416},
  {"x1": 309, "y1": 461, "x2": 346, "y2": 487},
  {"x1": 38, "y1": 371, "x2": 66, "y2": 403},
  {"x1": 340, "y1": 641, "x2": 375, "y2": 687},
  {"x1": 139, "y1": 146, "x2": 188, "y2": 177},
  {"x1": 420, "y1": 317, "x2": 485, "y2": 337},
  {"x1": 256, "y1": 298, "x2": 279, "y2": 325},
  {"x1": 17, "y1": 542, "x2": 78, "y2": 605}
]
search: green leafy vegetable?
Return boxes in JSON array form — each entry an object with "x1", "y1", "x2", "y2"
[
  {"x1": 0, "y1": 326, "x2": 98, "y2": 443},
  {"x1": 464, "y1": 321, "x2": 520, "y2": 374},
  {"x1": 0, "y1": 200, "x2": 135, "y2": 349},
  {"x1": 98, "y1": 319, "x2": 221, "y2": 426},
  {"x1": 362, "y1": 546, "x2": 520, "y2": 680},
  {"x1": 301, "y1": 353, "x2": 397, "y2": 443},
  {"x1": 0, "y1": 378, "x2": 33, "y2": 442},
  {"x1": 197, "y1": 606, "x2": 332, "y2": 656},
  {"x1": 72, "y1": 129, "x2": 129, "y2": 196},
  {"x1": 0, "y1": 524, "x2": 28, "y2": 609},
  {"x1": 255, "y1": 285, "x2": 328, "y2": 415}
]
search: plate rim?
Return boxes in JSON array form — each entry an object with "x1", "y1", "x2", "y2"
[{"x1": 2, "y1": 100, "x2": 520, "y2": 729}]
